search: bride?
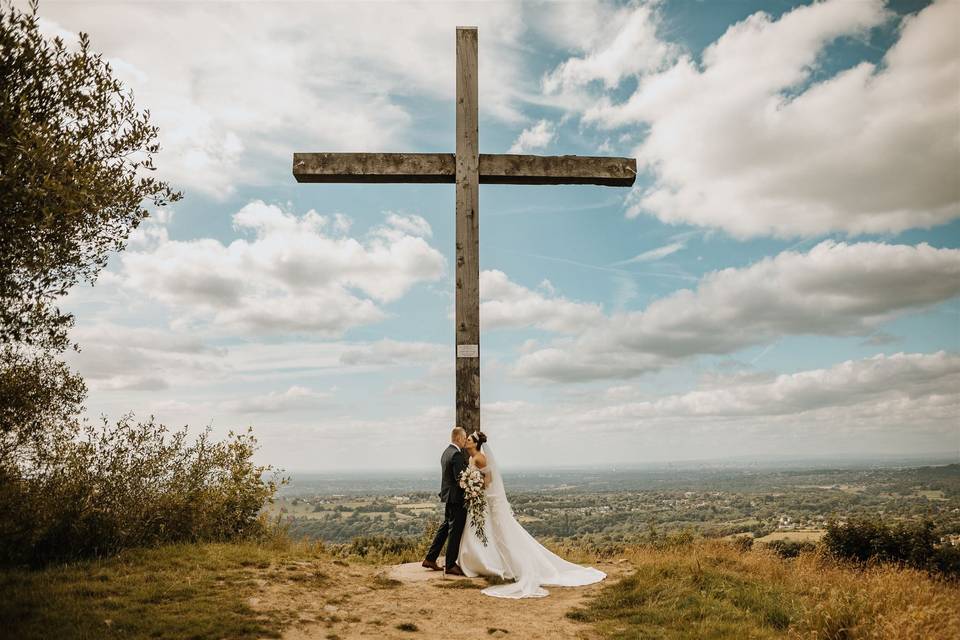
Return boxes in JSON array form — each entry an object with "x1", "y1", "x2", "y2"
[{"x1": 456, "y1": 431, "x2": 606, "y2": 598}]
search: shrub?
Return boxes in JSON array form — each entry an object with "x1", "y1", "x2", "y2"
[
  {"x1": 932, "y1": 544, "x2": 960, "y2": 578},
  {"x1": 343, "y1": 535, "x2": 421, "y2": 561},
  {"x1": 822, "y1": 516, "x2": 956, "y2": 578},
  {"x1": 0, "y1": 414, "x2": 284, "y2": 566},
  {"x1": 731, "y1": 535, "x2": 754, "y2": 553},
  {"x1": 766, "y1": 539, "x2": 817, "y2": 558},
  {"x1": 644, "y1": 525, "x2": 696, "y2": 550}
]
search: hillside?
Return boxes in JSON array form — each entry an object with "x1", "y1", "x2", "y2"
[{"x1": 3, "y1": 537, "x2": 958, "y2": 640}]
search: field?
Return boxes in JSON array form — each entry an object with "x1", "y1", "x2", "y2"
[
  {"x1": 275, "y1": 463, "x2": 960, "y2": 547},
  {"x1": 755, "y1": 530, "x2": 826, "y2": 543}
]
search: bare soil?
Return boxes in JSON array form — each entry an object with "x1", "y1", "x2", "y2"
[{"x1": 251, "y1": 555, "x2": 630, "y2": 639}]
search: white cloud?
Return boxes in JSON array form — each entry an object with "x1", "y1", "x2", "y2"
[
  {"x1": 333, "y1": 213, "x2": 352, "y2": 235},
  {"x1": 386, "y1": 379, "x2": 446, "y2": 396},
  {"x1": 90, "y1": 375, "x2": 171, "y2": 392},
  {"x1": 527, "y1": 1, "x2": 624, "y2": 53},
  {"x1": 340, "y1": 339, "x2": 446, "y2": 367},
  {"x1": 515, "y1": 241, "x2": 960, "y2": 382},
  {"x1": 72, "y1": 324, "x2": 225, "y2": 357},
  {"x1": 232, "y1": 349, "x2": 957, "y2": 470},
  {"x1": 615, "y1": 241, "x2": 685, "y2": 264},
  {"x1": 508, "y1": 119, "x2": 557, "y2": 154},
  {"x1": 65, "y1": 324, "x2": 228, "y2": 392},
  {"x1": 582, "y1": 352, "x2": 960, "y2": 421},
  {"x1": 67, "y1": 320, "x2": 454, "y2": 396},
  {"x1": 542, "y1": 2, "x2": 675, "y2": 93},
  {"x1": 37, "y1": 3, "x2": 532, "y2": 198},
  {"x1": 220, "y1": 386, "x2": 332, "y2": 414},
  {"x1": 469, "y1": 352, "x2": 959, "y2": 470},
  {"x1": 553, "y1": 0, "x2": 960, "y2": 237},
  {"x1": 384, "y1": 212, "x2": 432, "y2": 238},
  {"x1": 119, "y1": 201, "x2": 445, "y2": 336},
  {"x1": 480, "y1": 269, "x2": 603, "y2": 333}
]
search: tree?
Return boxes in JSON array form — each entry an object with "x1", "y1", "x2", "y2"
[
  {"x1": 0, "y1": 5, "x2": 289, "y2": 566},
  {"x1": 0, "y1": 0, "x2": 180, "y2": 353},
  {"x1": 0, "y1": 345, "x2": 85, "y2": 468}
]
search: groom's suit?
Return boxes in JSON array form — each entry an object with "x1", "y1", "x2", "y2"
[{"x1": 425, "y1": 443, "x2": 468, "y2": 569}]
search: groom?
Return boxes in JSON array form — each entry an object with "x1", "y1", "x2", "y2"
[{"x1": 422, "y1": 426, "x2": 468, "y2": 576}]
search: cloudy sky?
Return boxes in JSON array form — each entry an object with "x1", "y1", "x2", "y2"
[{"x1": 41, "y1": 0, "x2": 959, "y2": 471}]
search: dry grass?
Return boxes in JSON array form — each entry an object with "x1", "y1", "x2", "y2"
[
  {"x1": 568, "y1": 538, "x2": 960, "y2": 640},
  {"x1": 369, "y1": 574, "x2": 403, "y2": 589},
  {"x1": 5, "y1": 535, "x2": 957, "y2": 640},
  {"x1": 433, "y1": 579, "x2": 480, "y2": 589},
  {"x1": 755, "y1": 530, "x2": 826, "y2": 543},
  {"x1": 0, "y1": 538, "x2": 326, "y2": 640}
]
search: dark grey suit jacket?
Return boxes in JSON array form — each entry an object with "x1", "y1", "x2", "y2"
[{"x1": 438, "y1": 444, "x2": 467, "y2": 504}]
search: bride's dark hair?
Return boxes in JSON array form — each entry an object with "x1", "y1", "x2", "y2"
[{"x1": 469, "y1": 431, "x2": 487, "y2": 451}]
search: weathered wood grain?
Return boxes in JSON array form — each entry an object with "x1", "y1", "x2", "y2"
[
  {"x1": 292, "y1": 27, "x2": 638, "y2": 439},
  {"x1": 480, "y1": 154, "x2": 635, "y2": 186},
  {"x1": 293, "y1": 152, "x2": 636, "y2": 187},
  {"x1": 292, "y1": 152, "x2": 453, "y2": 183},
  {"x1": 455, "y1": 27, "x2": 480, "y2": 436}
]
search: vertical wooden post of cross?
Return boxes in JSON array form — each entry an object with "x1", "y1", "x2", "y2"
[
  {"x1": 455, "y1": 27, "x2": 480, "y2": 436},
  {"x1": 293, "y1": 28, "x2": 635, "y2": 438}
]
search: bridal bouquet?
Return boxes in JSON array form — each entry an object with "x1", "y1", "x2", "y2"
[{"x1": 458, "y1": 467, "x2": 488, "y2": 546}]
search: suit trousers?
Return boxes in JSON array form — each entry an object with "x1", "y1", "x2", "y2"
[{"x1": 426, "y1": 501, "x2": 468, "y2": 568}]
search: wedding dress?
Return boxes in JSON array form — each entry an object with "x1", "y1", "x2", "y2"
[{"x1": 457, "y1": 445, "x2": 606, "y2": 598}]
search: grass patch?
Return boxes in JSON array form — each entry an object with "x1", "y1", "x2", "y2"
[
  {"x1": 369, "y1": 574, "x2": 402, "y2": 589},
  {"x1": 434, "y1": 579, "x2": 478, "y2": 589},
  {"x1": 567, "y1": 539, "x2": 960, "y2": 640},
  {"x1": 0, "y1": 541, "x2": 325, "y2": 640}
]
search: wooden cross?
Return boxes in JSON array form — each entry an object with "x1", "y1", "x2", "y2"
[{"x1": 293, "y1": 27, "x2": 636, "y2": 435}]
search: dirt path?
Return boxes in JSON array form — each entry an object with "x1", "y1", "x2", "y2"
[{"x1": 252, "y1": 555, "x2": 630, "y2": 640}]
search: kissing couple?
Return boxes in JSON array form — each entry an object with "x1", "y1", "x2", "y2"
[{"x1": 422, "y1": 426, "x2": 606, "y2": 598}]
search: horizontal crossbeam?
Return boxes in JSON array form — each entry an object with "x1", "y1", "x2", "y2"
[{"x1": 293, "y1": 152, "x2": 636, "y2": 187}]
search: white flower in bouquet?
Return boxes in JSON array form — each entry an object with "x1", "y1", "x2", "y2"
[{"x1": 458, "y1": 467, "x2": 488, "y2": 546}]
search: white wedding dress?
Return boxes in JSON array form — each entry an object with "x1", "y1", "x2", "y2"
[{"x1": 457, "y1": 445, "x2": 606, "y2": 598}]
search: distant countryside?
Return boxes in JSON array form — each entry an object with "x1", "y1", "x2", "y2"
[{"x1": 274, "y1": 459, "x2": 960, "y2": 550}]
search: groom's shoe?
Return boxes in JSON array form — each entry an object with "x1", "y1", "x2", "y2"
[
  {"x1": 444, "y1": 564, "x2": 465, "y2": 576},
  {"x1": 422, "y1": 559, "x2": 442, "y2": 571}
]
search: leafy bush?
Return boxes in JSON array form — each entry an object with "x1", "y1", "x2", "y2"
[
  {"x1": 0, "y1": 414, "x2": 284, "y2": 566},
  {"x1": 822, "y1": 516, "x2": 957, "y2": 578},
  {"x1": 766, "y1": 539, "x2": 817, "y2": 558}
]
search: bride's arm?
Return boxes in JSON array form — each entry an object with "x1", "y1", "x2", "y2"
[{"x1": 474, "y1": 453, "x2": 491, "y2": 487}]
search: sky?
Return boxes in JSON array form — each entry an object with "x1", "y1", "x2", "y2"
[{"x1": 35, "y1": 0, "x2": 960, "y2": 471}]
